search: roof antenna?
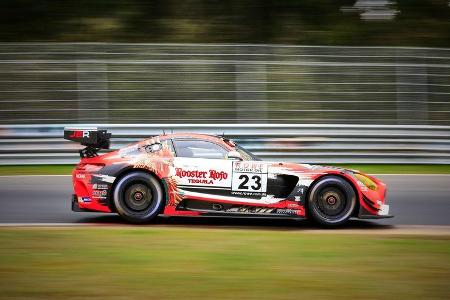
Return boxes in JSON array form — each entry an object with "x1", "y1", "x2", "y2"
[
  {"x1": 171, "y1": 128, "x2": 173, "y2": 134},
  {"x1": 162, "y1": 129, "x2": 166, "y2": 135}
]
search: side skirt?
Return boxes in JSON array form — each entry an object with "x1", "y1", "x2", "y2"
[
  {"x1": 190, "y1": 211, "x2": 306, "y2": 220},
  {"x1": 176, "y1": 199, "x2": 305, "y2": 219}
]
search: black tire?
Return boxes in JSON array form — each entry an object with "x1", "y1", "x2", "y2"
[
  {"x1": 307, "y1": 176, "x2": 356, "y2": 226},
  {"x1": 113, "y1": 171, "x2": 164, "y2": 223}
]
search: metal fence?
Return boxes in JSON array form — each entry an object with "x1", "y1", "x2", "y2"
[
  {"x1": 0, "y1": 43, "x2": 449, "y2": 164},
  {"x1": 0, "y1": 43, "x2": 449, "y2": 125},
  {"x1": 1, "y1": 124, "x2": 449, "y2": 165}
]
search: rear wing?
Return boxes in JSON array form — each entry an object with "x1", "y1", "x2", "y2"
[{"x1": 64, "y1": 128, "x2": 111, "y2": 158}]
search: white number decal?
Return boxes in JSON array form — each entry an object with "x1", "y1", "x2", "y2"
[
  {"x1": 231, "y1": 161, "x2": 267, "y2": 194},
  {"x1": 237, "y1": 174, "x2": 262, "y2": 191}
]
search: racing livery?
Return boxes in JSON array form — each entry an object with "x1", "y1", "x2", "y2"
[{"x1": 65, "y1": 128, "x2": 391, "y2": 226}]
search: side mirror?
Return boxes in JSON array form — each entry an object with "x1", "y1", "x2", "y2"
[{"x1": 226, "y1": 150, "x2": 242, "y2": 160}]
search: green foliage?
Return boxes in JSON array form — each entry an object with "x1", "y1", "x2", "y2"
[{"x1": 0, "y1": 0, "x2": 449, "y2": 46}]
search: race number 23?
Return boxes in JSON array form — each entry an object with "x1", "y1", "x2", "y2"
[
  {"x1": 238, "y1": 174, "x2": 262, "y2": 191},
  {"x1": 231, "y1": 161, "x2": 268, "y2": 194}
]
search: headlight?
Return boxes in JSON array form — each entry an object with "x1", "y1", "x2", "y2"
[{"x1": 354, "y1": 173, "x2": 378, "y2": 191}]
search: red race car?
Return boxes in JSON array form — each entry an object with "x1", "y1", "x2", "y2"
[{"x1": 64, "y1": 128, "x2": 391, "y2": 226}]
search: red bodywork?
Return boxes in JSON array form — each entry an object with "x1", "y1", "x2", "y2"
[{"x1": 72, "y1": 133, "x2": 388, "y2": 219}]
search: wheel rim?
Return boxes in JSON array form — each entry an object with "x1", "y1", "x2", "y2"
[
  {"x1": 314, "y1": 186, "x2": 350, "y2": 221},
  {"x1": 124, "y1": 183, "x2": 153, "y2": 212}
]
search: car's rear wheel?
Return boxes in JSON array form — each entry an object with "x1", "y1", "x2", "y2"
[
  {"x1": 113, "y1": 171, "x2": 164, "y2": 223},
  {"x1": 307, "y1": 176, "x2": 356, "y2": 226}
]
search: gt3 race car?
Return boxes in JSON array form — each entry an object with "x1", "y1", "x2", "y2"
[{"x1": 64, "y1": 128, "x2": 391, "y2": 226}]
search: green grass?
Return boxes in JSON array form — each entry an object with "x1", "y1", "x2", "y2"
[
  {"x1": 1, "y1": 164, "x2": 450, "y2": 176},
  {"x1": 0, "y1": 165, "x2": 75, "y2": 175},
  {"x1": 0, "y1": 227, "x2": 449, "y2": 300}
]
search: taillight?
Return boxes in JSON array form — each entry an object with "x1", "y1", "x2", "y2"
[
  {"x1": 78, "y1": 163, "x2": 105, "y2": 172},
  {"x1": 75, "y1": 163, "x2": 86, "y2": 170}
]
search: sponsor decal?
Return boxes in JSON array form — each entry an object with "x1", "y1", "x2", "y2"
[
  {"x1": 70, "y1": 130, "x2": 90, "y2": 138},
  {"x1": 76, "y1": 173, "x2": 86, "y2": 179},
  {"x1": 173, "y1": 158, "x2": 232, "y2": 188},
  {"x1": 79, "y1": 196, "x2": 91, "y2": 203},
  {"x1": 209, "y1": 170, "x2": 228, "y2": 180},
  {"x1": 233, "y1": 161, "x2": 266, "y2": 173},
  {"x1": 92, "y1": 190, "x2": 107, "y2": 198},
  {"x1": 275, "y1": 209, "x2": 297, "y2": 215},
  {"x1": 225, "y1": 206, "x2": 275, "y2": 214},
  {"x1": 231, "y1": 190, "x2": 265, "y2": 197},
  {"x1": 93, "y1": 183, "x2": 109, "y2": 190},
  {"x1": 175, "y1": 168, "x2": 228, "y2": 185}
]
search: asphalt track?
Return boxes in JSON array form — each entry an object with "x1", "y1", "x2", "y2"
[{"x1": 0, "y1": 175, "x2": 449, "y2": 228}]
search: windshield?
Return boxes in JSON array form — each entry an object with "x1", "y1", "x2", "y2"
[{"x1": 235, "y1": 144, "x2": 262, "y2": 161}]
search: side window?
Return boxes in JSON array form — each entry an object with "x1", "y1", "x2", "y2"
[{"x1": 173, "y1": 139, "x2": 228, "y2": 159}]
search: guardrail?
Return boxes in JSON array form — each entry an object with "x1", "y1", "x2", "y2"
[
  {"x1": 1, "y1": 124, "x2": 449, "y2": 165},
  {"x1": 0, "y1": 43, "x2": 449, "y2": 125}
]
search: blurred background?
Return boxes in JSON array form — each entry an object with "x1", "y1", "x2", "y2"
[
  {"x1": 0, "y1": 3, "x2": 449, "y2": 299},
  {"x1": 0, "y1": 0, "x2": 449, "y2": 164}
]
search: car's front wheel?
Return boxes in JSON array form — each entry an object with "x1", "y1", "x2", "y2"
[
  {"x1": 113, "y1": 171, "x2": 164, "y2": 223},
  {"x1": 307, "y1": 176, "x2": 356, "y2": 226}
]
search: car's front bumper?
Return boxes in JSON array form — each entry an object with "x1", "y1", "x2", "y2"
[
  {"x1": 358, "y1": 214, "x2": 394, "y2": 219},
  {"x1": 358, "y1": 203, "x2": 393, "y2": 219}
]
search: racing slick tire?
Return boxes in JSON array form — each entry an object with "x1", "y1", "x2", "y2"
[
  {"x1": 307, "y1": 176, "x2": 356, "y2": 226},
  {"x1": 113, "y1": 171, "x2": 164, "y2": 223}
]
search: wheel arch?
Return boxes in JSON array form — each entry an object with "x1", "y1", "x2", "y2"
[
  {"x1": 305, "y1": 173, "x2": 361, "y2": 217},
  {"x1": 107, "y1": 167, "x2": 167, "y2": 212}
]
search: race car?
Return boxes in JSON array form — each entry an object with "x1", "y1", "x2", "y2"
[{"x1": 64, "y1": 128, "x2": 391, "y2": 226}]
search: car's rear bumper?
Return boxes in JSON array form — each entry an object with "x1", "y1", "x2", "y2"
[
  {"x1": 72, "y1": 194, "x2": 83, "y2": 212},
  {"x1": 71, "y1": 194, "x2": 97, "y2": 212}
]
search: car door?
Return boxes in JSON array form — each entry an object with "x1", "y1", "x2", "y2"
[{"x1": 172, "y1": 138, "x2": 269, "y2": 203}]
